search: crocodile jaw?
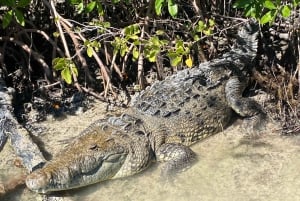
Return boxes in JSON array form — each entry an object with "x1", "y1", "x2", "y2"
[{"x1": 25, "y1": 152, "x2": 127, "y2": 193}]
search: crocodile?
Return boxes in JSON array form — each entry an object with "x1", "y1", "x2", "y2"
[{"x1": 25, "y1": 20, "x2": 267, "y2": 193}]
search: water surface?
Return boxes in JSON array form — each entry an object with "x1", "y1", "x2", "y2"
[{"x1": 1, "y1": 102, "x2": 300, "y2": 201}]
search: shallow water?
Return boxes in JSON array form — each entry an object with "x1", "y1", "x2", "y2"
[{"x1": 1, "y1": 101, "x2": 300, "y2": 201}]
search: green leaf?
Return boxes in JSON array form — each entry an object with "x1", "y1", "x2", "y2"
[
  {"x1": 132, "y1": 46, "x2": 139, "y2": 60},
  {"x1": 263, "y1": 1, "x2": 276, "y2": 10},
  {"x1": 85, "y1": 1, "x2": 96, "y2": 13},
  {"x1": 2, "y1": 11, "x2": 13, "y2": 29},
  {"x1": 193, "y1": 34, "x2": 200, "y2": 41},
  {"x1": 293, "y1": 0, "x2": 300, "y2": 6},
  {"x1": 53, "y1": 31, "x2": 60, "y2": 38},
  {"x1": 170, "y1": 55, "x2": 182, "y2": 66},
  {"x1": 245, "y1": 6, "x2": 256, "y2": 17},
  {"x1": 168, "y1": 52, "x2": 182, "y2": 67},
  {"x1": 176, "y1": 46, "x2": 185, "y2": 54},
  {"x1": 195, "y1": 20, "x2": 206, "y2": 32},
  {"x1": 103, "y1": 21, "x2": 110, "y2": 28},
  {"x1": 233, "y1": 0, "x2": 250, "y2": 8},
  {"x1": 156, "y1": 30, "x2": 165, "y2": 35},
  {"x1": 54, "y1": 63, "x2": 65, "y2": 71},
  {"x1": 112, "y1": 0, "x2": 120, "y2": 3},
  {"x1": 129, "y1": 35, "x2": 139, "y2": 40},
  {"x1": 281, "y1": 5, "x2": 291, "y2": 18},
  {"x1": 111, "y1": 37, "x2": 120, "y2": 48},
  {"x1": 260, "y1": 11, "x2": 273, "y2": 24},
  {"x1": 124, "y1": 26, "x2": 131, "y2": 35},
  {"x1": 124, "y1": 24, "x2": 140, "y2": 36},
  {"x1": 70, "y1": 0, "x2": 82, "y2": 4},
  {"x1": 203, "y1": 28, "x2": 213, "y2": 36},
  {"x1": 175, "y1": 39, "x2": 184, "y2": 48},
  {"x1": 167, "y1": 0, "x2": 178, "y2": 17},
  {"x1": 0, "y1": 0, "x2": 15, "y2": 6},
  {"x1": 84, "y1": 40, "x2": 90, "y2": 46},
  {"x1": 87, "y1": 46, "x2": 93, "y2": 57},
  {"x1": 61, "y1": 68, "x2": 72, "y2": 84},
  {"x1": 76, "y1": 2, "x2": 84, "y2": 14},
  {"x1": 151, "y1": 36, "x2": 161, "y2": 46},
  {"x1": 148, "y1": 50, "x2": 157, "y2": 62},
  {"x1": 52, "y1": 57, "x2": 62, "y2": 65},
  {"x1": 160, "y1": 39, "x2": 168, "y2": 45},
  {"x1": 91, "y1": 41, "x2": 101, "y2": 52},
  {"x1": 14, "y1": 9, "x2": 25, "y2": 26},
  {"x1": 17, "y1": 0, "x2": 31, "y2": 7},
  {"x1": 155, "y1": 0, "x2": 164, "y2": 15},
  {"x1": 97, "y1": 2, "x2": 104, "y2": 15},
  {"x1": 53, "y1": 58, "x2": 66, "y2": 70},
  {"x1": 133, "y1": 40, "x2": 141, "y2": 46},
  {"x1": 71, "y1": 65, "x2": 78, "y2": 77},
  {"x1": 120, "y1": 45, "x2": 128, "y2": 57},
  {"x1": 208, "y1": 19, "x2": 215, "y2": 27}
]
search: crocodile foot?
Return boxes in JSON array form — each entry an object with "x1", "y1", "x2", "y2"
[
  {"x1": 156, "y1": 143, "x2": 197, "y2": 177},
  {"x1": 241, "y1": 112, "x2": 269, "y2": 136}
]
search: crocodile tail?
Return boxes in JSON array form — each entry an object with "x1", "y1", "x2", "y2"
[
  {"x1": 235, "y1": 19, "x2": 259, "y2": 60},
  {"x1": 219, "y1": 20, "x2": 259, "y2": 73}
]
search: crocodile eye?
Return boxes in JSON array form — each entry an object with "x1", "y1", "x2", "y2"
[
  {"x1": 89, "y1": 144, "x2": 99, "y2": 150},
  {"x1": 104, "y1": 153, "x2": 124, "y2": 162},
  {"x1": 134, "y1": 130, "x2": 145, "y2": 135}
]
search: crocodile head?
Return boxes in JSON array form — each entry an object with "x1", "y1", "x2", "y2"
[{"x1": 26, "y1": 130, "x2": 128, "y2": 193}]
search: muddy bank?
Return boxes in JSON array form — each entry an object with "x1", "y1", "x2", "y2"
[{"x1": 0, "y1": 100, "x2": 300, "y2": 201}]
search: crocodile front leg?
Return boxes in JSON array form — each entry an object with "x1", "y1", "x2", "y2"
[
  {"x1": 225, "y1": 76, "x2": 267, "y2": 130},
  {"x1": 156, "y1": 143, "x2": 196, "y2": 176}
]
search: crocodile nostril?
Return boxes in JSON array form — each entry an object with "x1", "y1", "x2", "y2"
[{"x1": 26, "y1": 170, "x2": 49, "y2": 193}]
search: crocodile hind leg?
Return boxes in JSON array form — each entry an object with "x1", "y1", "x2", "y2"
[
  {"x1": 156, "y1": 143, "x2": 196, "y2": 176},
  {"x1": 225, "y1": 76, "x2": 267, "y2": 131}
]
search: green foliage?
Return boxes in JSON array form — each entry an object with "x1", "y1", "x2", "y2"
[
  {"x1": 111, "y1": 37, "x2": 129, "y2": 57},
  {"x1": 111, "y1": 22, "x2": 193, "y2": 67},
  {"x1": 69, "y1": 0, "x2": 131, "y2": 15},
  {"x1": 167, "y1": 0, "x2": 178, "y2": 17},
  {"x1": 112, "y1": 24, "x2": 141, "y2": 59},
  {"x1": 3, "y1": 11, "x2": 13, "y2": 29},
  {"x1": 144, "y1": 36, "x2": 168, "y2": 62},
  {"x1": 193, "y1": 19, "x2": 215, "y2": 41},
  {"x1": 53, "y1": 58, "x2": 78, "y2": 84},
  {"x1": 110, "y1": 15, "x2": 200, "y2": 67},
  {"x1": 0, "y1": 0, "x2": 31, "y2": 28},
  {"x1": 167, "y1": 39, "x2": 191, "y2": 67},
  {"x1": 155, "y1": 0, "x2": 178, "y2": 17},
  {"x1": 88, "y1": 20, "x2": 111, "y2": 34},
  {"x1": 70, "y1": 0, "x2": 103, "y2": 15},
  {"x1": 233, "y1": 0, "x2": 298, "y2": 24},
  {"x1": 124, "y1": 24, "x2": 140, "y2": 40},
  {"x1": 84, "y1": 40, "x2": 101, "y2": 57}
]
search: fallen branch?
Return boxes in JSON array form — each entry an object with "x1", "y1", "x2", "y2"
[{"x1": 0, "y1": 70, "x2": 46, "y2": 172}]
